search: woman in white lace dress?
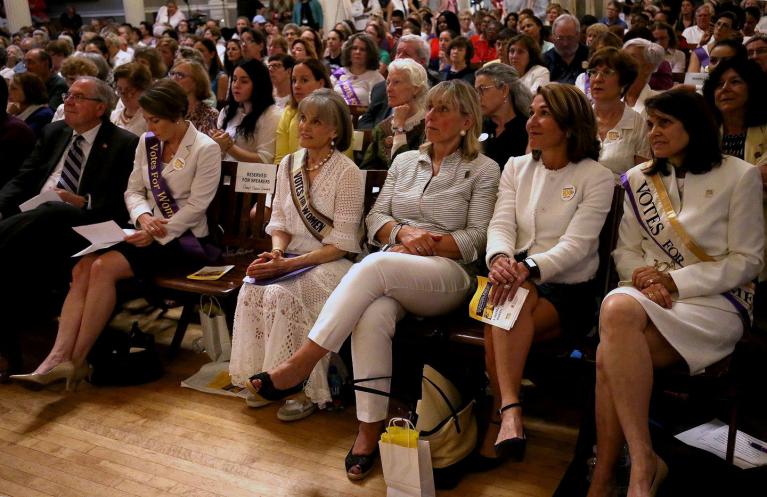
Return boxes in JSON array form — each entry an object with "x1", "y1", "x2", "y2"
[{"x1": 229, "y1": 89, "x2": 364, "y2": 421}]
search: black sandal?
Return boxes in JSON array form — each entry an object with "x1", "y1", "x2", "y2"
[
  {"x1": 494, "y1": 402, "x2": 526, "y2": 461},
  {"x1": 345, "y1": 446, "x2": 379, "y2": 481},
  {"x1": 246, "y1": 371, "x2": 305, "y2": 402}
]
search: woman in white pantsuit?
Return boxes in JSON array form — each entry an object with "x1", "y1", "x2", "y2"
[
  {"x1": 587, "y1": 89, "x2": 764, "y2": 497},
  {"x1": 246, "y1": 80, "x2": 500, "y2": 481}
]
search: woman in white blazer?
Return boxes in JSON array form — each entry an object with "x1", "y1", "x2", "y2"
[
  {"x1": 587, "y1": 90, "x2": 764, "y2": 497},
  {"x1": 480, "y1": 84, "x2": 614, "y2": 467},
  {"x1": 11, "y1": 80, "x2": 221, "y2": 391}
]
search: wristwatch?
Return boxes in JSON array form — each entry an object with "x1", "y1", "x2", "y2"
[{"x1": 522, "y1": 257, "x2": 540, "y2": 278}]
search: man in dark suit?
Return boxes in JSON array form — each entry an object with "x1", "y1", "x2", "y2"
[
  {"x1": 358, "y1": 35, "x2": 439, "y2": 130},
  {"x1": 0, "y1": 76, "x2": 139, "y2": 377}
]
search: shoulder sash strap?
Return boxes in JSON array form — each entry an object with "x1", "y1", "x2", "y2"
[
  {"x1": 621, "y1": 168, "x2": 754, "y2": 324},
  {"x1": 145, "y1": 133, "x2": 218, "y2": 261},
  {"x1": 288, "y1": 149, "x2": 335, "y2": 242},
  {"x1": 694, "y1": 46, "x2": 710, "y2": 69}
]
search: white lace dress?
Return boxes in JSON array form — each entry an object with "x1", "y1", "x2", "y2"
[{"x1": 229, "y1": 151, "x2": 365, "y2": 404}]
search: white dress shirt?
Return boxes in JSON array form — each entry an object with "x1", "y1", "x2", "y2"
[
  {"x1": 217, "y1": 104, "x2": 282, "y2": 164},
  {"x1": 40, "y1": 123, "x2": 102, "y2": 194}
]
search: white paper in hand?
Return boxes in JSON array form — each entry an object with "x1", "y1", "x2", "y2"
[
  {"x1": 18, "y1": 190, "x2": 63, "y2": 212},
  {"x1": 71, "y1": 221, "x2": 135, "y2": 257}
]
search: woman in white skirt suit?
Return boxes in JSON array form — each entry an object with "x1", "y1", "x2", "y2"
[{"x1": 587, "y1": 89, "x2": 764, "y2": 497}]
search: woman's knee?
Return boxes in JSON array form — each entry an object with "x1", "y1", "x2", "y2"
[
  {"x1": 71, "y1": 255, "x2": 96, "y2": 283},
  {"x1": 599, "y1": 294, "x2": 647, "y2": 340},
  {"x1": 88, "y1": 252, "x2": 132, "y2": 283}
]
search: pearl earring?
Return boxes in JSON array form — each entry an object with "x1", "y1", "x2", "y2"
[
  {"x1": 331, "y1": 138, "x2": 335, "y2": 148},
  {"x1": 460, "y1": 130, "x2": 466, "y2": 137}
]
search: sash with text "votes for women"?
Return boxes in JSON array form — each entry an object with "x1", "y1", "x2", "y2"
[
  {"x1": 332, "y1": 67, "x2": 363, "y2": 106},
  {"x1": 621, "y1": 165, "x2": 754, "y2": 325},
  {"x1": 145, "y1": 133, "x2": 220, "y2": 261},
  {"x1": 288, "y1": 148, "x2": 335, "y2": 242}
]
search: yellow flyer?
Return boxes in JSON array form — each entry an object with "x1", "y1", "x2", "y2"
[{"x1": 468, "y1": 276, "x2": 528, "y2": 330}]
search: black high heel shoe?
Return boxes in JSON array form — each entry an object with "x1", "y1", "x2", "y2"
[
  {"x1": 494, "y1": 402, "x2": 527, "y2": 461},
  {"x1": 246, "y1": 371, "x2": 305, "y2": 402},
  {"x1": 345, "y1": 445, "x2": 379, "y2": 481}
]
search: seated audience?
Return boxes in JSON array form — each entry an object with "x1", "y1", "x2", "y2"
[
  {"x1": 360, "y1": 58, "x2": 428, "y2": 170},
  {"x1": 154, "y1": 1, "x2": 186, "y2": 32},
  {"x1": 212, "y1": 60, "x2": 282, "y2": 164},
  {"x1": 745, "y1": 34, "x2": 767, "y2": 73},
  {"x1": 650, "y1": 22, "x2": 686, "y2": 74},
  {"x1": 622, "y1": 39, "x2": 664, "y2": 115},
  {"x1": 479, "y1": 83, "x2": 613, "y2": 467},
  {"x1": 134, "y1": 47, "x2": 168, "y2": 80},
  {"x1": 7, "y1": 73, "x2": 54, "y2": 139},
  {"x1": 519, "y1": 14, "x2": 554, "y2": 54},
  {"x1": 323, "y1": 29, "x2": 345, "y2": 71},
  {"x1": 471, "y1": 19, "x2": 501, "y2": 65},
  {"x1": 246, "y1": 80, "x2": 500, "y2": 481},
  {"x1": 10, "y1": 80, "x2": 220, "y2": 390},
  {"x1": 587, "y1": 89, "x2": 764, "y2": 497},
  {"x1": 224, "y1": 38, "x2": 244, "y2": 78},
  {"x1": 193, "y1": 38, "x2": 228, "y2": 107},
  {"x1": 331, "y1": 33, "x2": 385, "y2": 107},
  {"x1": 274, "y1": 59, "x2": 333, "y2": 165},
  {"x1": 0, "y1": 78, "x2": 36, "y2": 187},
  {"x1": 687, "y1": 11, "x2": 740, "y2": 73},
  {"x1": 682, "y1": 4, "x2": 713, "y2": 47},
  {"x1": 290, "y1": 38, "x2": 318, "y2": 62},
  {"x1": 587, "y1": 48, "x2": 651, "y2": 177},
  {"x1": 474, "y1": 63, "x2": 531, "y2": 169},
  {"x1": 24, "y1": 48, "x2": 68, "y2": 109},
  {"x1": 268, "y1": 54, "x2": 296, "y2": 110},
  {"x1": 111, "y1": 62, "x2": 152, "y2": 136},
  {"x1": 441, "y1": 36, "x2": 476, "y2": 85},
  {"x1": 506, "y1": 34, "x2": 550, "y2": 93},
  {"x1": 230, "y1": 89, "x2": 364, "y2": 420},
  {"x1": 169, "y1": 59, "x2": 219, "y2": 135},
  {"x1": 545, "y1": 14, "x2": 589, "y2": 84}
]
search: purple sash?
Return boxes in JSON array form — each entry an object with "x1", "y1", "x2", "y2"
[
  {"x1": 145, "y1": 133, "x2": 220, "y2": 262},
  {"x1": 694, "y1": 46, "x2": 710, "y2": 69},
  {"x1": 333, "y1": 68, "x2": 363, "y2": 106}
]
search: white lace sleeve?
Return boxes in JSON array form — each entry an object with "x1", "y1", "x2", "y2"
[
  {"x1": 265, "y1": 156, "x2": 290, "y2": 235},
  {"x1": 322, "y1": 159, "x2": 365, "y2": 253}
]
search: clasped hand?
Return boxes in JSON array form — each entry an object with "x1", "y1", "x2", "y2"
[
  {"x1": 125, "y1": 214, "x2": 169, "y2": 247},
  {"x1": 632, "y1": 266, "x2": 676, "y2": 308},
  {"x1": 488, "y1": 256, "x2": 529, "y2": 306},
  {"x1": 398, "y1": 226, "x2": 442, "y2": 256},
  {"x1": 54, "y1": 188, "x2": 86, "y2": 208},
  {"x1": 246, "y1": 250, "x2": 293, "y2": 279}
]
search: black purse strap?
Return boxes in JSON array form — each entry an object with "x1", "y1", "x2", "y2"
[
  {"x1": 351, "y1": 375, "x2": 393, "y2": 398},
  {"x1": 422, "y1": 375, "x2": 462, "y2": 433}
]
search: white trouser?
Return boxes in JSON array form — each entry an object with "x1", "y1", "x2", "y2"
[{"x1": 308, "y1": 252, "x2": 472, "y2": 422}]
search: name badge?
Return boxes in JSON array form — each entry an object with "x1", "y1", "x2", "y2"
[
  {"x1": 173, "y1": 158, "x2": 185, "y2": 170},
  {"x1": 562, "y1": 185, "x2": 576, "y2": 201},
  {"x1": 606, "y1": 130, "x2": 621, "y2": 141}
]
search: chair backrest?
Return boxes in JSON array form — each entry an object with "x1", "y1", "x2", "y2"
[
  {"x1": 363, "y1": 169, "x2": 388, "y2": 215},
  {"x1": 595, "y1": 184, "x2": 625, "y2": 299},
  {"x1": 348, "y1": 105, "x2": 369, "y2": 129},
  {"x1": 207, "y1": 161, "x2": 273, "y2": 253}
]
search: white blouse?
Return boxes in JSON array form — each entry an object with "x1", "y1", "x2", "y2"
[
  {"x1": 217, "y1": 104, "x2": 282, "y2": 163},
  {"x1": 597, "y1": 104, "x2": 651, "y2": 177},
  {"x1": 520, "y1": 65, "x2": 550, "y2": 93},
  {"x1": 486, "y1": 154, "x2": 615, "y2": 284}
]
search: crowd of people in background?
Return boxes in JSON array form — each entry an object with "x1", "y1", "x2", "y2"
[{"x1": 2, "y1": 0, "x2": 767, "y2": 495}]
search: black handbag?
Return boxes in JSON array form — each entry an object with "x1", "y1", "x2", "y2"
[{"x1": 88, "y1": 322, "x2": 164, "y2": 386}]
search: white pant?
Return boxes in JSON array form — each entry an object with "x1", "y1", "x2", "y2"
[{"x1": 308, "y1": 252, "x2": 472, "y2": 422}]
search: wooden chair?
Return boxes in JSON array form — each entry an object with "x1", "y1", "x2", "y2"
[
  {"x1": 151, "y1": 161, "x2": 272, "y2": 356},
  {"x1": 348, "y1": 105, "x2": 369, "y2": 129}
]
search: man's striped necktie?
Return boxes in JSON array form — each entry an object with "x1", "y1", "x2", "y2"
[{"x1": 57, "y1": 135, "x2": 85, "y2": 193}]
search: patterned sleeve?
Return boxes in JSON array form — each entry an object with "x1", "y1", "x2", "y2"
[{"x1": 323, "y1": 159, "x2": 365, "y2": 253}]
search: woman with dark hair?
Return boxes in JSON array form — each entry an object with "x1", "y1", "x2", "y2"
[
  {"x1": 134, "y1": 47, "x2": 168, "y2": 80},
  {"x1": 331, "y1": 33, "x2": 384, "y2": 106},
  {"x1": 300, "y1": 27, "x2": 325, "y2": 62},
  {"x1": 503, "y1": 12, "x2": 518, "y2": 33},
  {"x1": 506, "y1": 34, "x2": 550, "y2": 92},
  {"x1": 0, "y1": 77, "x2": 36, "y2": 186},
  {"x1": 688, "y1": 11, "x2": 740, "y2": 73},
  {"x1": 587, "y1": 88, "x2": 763, "y2": 497},
  {"x1": 478, "y1": 83, "x2": 614, "y2": 467},
  {"x1": 112, "y1": 62, "x2": 153, "y2": 136},
  {"x1": 650, "y1": 21, "x2": 686, "y2": 73},
  {"x1": 587, "y1": 48, "x2": 651, "y2": 176},
  {"x1": 441, "y1": 36, "x2": 475, "y2": 85},
  {"x1": 10, "y1": 80, "x2": 221, "y2": 391},
  {"x1": 7, "y1": 72, "x2": 53, "y2": 138},
  {"x1": 211, "y1": 60, "x2": 282, "y2": 164},
  {"x1": 229, "y1": 89, "x2": 364, "y2": 421},
  {"x1": 193, "y1": 38, "x2": 228, "y2": 107},
  {"x1": 364, "y1": 21, "x2": 392, "y2": 67},
  {"x1": 223, "y1": 38, "x2": 243, "y2": 78},
  {"x1": 274, "y1": 59, "x2": 333, "y2": 165},
  {"x1": 431, "y1": 10, "x2": 461, "y2": 61},
  {"x1": 519, "y1": 15, "x2": 553, "y2": 53},
  {"x1": 703, "y1": 57, "x2": 767, "y2": 165}
]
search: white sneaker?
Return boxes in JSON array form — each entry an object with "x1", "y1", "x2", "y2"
[
  {"x1": 277, "y1": 397, "x2": 316, "y2": 422},
  {"x1": 245, "y1": 393, "x2": 272, "y2": 408}
]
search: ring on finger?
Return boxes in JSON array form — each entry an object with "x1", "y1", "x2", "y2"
[{"x1": 503, "y1": 284, "x2": 511, "y2": 289}]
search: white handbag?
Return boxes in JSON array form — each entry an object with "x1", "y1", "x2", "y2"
[{"x1": 198, "y1": 295, "x2": 231, "y2": 362}]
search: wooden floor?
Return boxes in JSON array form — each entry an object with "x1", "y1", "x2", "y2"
[{"x1": 0, "y1": 303, "x2": 579, "y2": 497}]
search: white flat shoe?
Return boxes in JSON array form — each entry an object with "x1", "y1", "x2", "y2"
[{"x1": 277, "y1": 397, "x2": 316, "y2": 422}]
